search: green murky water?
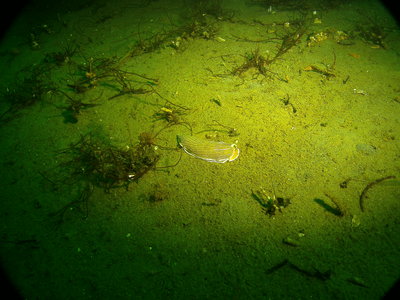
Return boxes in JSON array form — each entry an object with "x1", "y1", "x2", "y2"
[{"x1": 0, "y1": 0, "x2": 399, "y2": 298}]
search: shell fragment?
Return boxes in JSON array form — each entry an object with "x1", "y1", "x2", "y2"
[{"x1": 177, "y1": 135, "x2": 239, "y2": 163}]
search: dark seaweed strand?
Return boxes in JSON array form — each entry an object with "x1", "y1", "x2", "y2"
[
  {"x1": 324, "y1": 193, "x2": 345, "y2": 217},
  {"x1": 265, "y1": 259, "x2": 289, "y2": 275},
  {"x1": 359, "y1": 175, "x2": 396, "y2": 212}
]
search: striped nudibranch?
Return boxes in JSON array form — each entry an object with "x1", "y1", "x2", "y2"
[{"x1": 177, "y1": 135, "x2": 239, "y2": 163}]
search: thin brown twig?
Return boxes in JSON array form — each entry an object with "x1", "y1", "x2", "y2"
[{"x1": 359, "y1": 175, "x2": 396, "y2": 212}]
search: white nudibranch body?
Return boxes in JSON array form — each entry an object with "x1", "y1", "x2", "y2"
[{"x1": 177, "y1": 135, "x2": 239, "y2": 163}]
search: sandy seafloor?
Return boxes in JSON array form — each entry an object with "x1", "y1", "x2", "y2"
[{"x1": 0, "y1": 0, "x2": 399, "y2": 298}]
